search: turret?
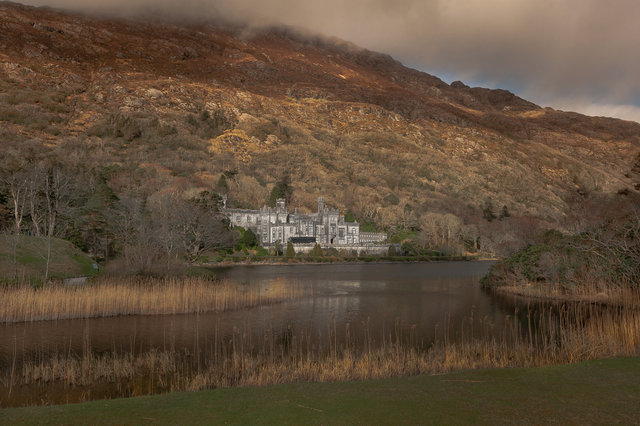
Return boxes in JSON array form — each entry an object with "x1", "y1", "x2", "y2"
[{"x1": 317, "y1": 197, "x2": 325, "y2": 214}]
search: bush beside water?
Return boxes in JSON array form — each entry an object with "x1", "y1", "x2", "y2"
[{"x1": 483, "y1": 219, "x2": 640, "y2": 302}]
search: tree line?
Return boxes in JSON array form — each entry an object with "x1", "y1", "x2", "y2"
[{"x1": 0, "y1": 141, "x2": 233, "y2": 279}]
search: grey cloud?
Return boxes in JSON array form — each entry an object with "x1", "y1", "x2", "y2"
[{"x1": 23, "y1": 0, "x2": 640, "y2": 122}]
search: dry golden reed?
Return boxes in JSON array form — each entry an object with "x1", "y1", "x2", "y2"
[
  {"x1": 4, "y1": 301, "x2": 639, "y2": 408},
  {"x1": 0, "y1": 276, "x2": 305, "y2": 323}
]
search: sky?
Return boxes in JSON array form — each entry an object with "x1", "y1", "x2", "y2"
[{"x1": 23, "y1": 0, "x2": 640, "y2": 123}]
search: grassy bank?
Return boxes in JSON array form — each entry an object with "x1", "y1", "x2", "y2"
[
  {"x1": 0, "y1": 235, "x2": 95, "y2": 284},
  {"x1": 3, "y1": 357, "x2": 640, "y2": 424},
  {"x1": 0, "y1": 276, "x2": 307, "y2": 323}
]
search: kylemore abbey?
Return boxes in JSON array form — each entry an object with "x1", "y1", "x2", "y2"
[{"x1": 223, "y1": 197, "x2": 387, "y2": 249}]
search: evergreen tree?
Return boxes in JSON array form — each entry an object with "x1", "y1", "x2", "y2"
[
  {"x1": 269, "y1": 174, "x2": 293, "y2": 207},
  {"x1": 286, "y1": 241, "x2": 295, "y2": 258},
  {"x1": 344, "y1": 211, "x2": 356, "y2": 222},
  {"x1": 242, "y1": 228, "x2": 258, "y2": 248},
  {"x1": 193, "y1": 190, "x2": 223, "y2": 212},
  {"x1": 80, "y1": 177, "x2": 118, "y2": 260},
  {"x1": 216, "y1": 174, "x2": 228, "y2": 193},
  {"x1": 483, "y1": 199, "x2": 497, "y2": 222},
  {"x1": 499, "y1": 205, "x2": 510, "y2": 220}
]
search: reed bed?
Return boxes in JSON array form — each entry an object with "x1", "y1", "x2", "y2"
[
  {"x1": 0, "y1": 276, "x2": 307, "y2": 323},
  {"x1": 487, "y1": 276, "x2": 640, "y2": 308},
  {"x1": 3, "y1": 301, "x2": 640, "y2": 407}
]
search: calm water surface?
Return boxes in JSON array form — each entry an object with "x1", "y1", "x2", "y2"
[{"x1": 1, "y1": 261, "x2": 515, "y2": 369}]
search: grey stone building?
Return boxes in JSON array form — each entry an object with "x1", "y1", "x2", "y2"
[{"x1": 223, "y1": 197, "x2": 384, "y2": 247}]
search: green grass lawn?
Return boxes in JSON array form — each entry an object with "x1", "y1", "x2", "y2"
[
  {"x1": 0, "y1": 234, "x2": 95, "y2": 282},
  {"x1": 3, "y1": 357, "x2": 639, "y2": 424}
]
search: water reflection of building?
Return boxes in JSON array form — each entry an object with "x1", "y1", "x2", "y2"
[{"x1": 223, "y1": 197, "x2": 386, "y2": 247}]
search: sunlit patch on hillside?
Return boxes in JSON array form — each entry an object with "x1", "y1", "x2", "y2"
[{"x1": 209, "y1": 129, "x2": 277, "y2": 163}]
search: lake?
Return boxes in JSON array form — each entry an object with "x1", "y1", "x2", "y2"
[{"x1": 0, "y1": 261, "x2": 520, "y2": 370}]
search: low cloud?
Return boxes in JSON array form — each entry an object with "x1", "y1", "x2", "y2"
[
  {"x1": 543, "y1": 100, "x2": 640, "y2": 124},
  {"x1": 22, "y1": 0, "x2": 640, "y2": 123}
]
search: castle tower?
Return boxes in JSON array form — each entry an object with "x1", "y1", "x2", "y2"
[{"x1": 317, "y1": 197, "x2": 325, "y2": 214}]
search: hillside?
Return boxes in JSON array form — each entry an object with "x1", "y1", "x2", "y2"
[{"x1": 1, "y1": 1, "x2": 639, "y2": 258}]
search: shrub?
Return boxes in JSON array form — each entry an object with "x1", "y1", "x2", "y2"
[
  {"x1": 483, "y1": 199, "x2": 497, "y2": 222},
  {"x1": 186, "y1": 266, "x2": 215, "y2": 280},
  {"x1": 359, "y1": 222, "x2": 379, "y2": 232},
  {"x1": 383, "y1": 193, "x2": 400, "y2": 206},
  {"x1": 344, "y1": 211, "x2": 357, "y2": 222},
  {"x1": 401, "y1": 241, "x2": 420, "y2": 256},
  {"x1": 190, "y1": 109, "x2": 233, "y2": 138}
]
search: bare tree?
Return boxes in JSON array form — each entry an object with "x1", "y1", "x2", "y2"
[
  {"x1": 25, "y1": 164, "x2": 45, "y2": 237},
  {"x1": 1, "y1": 166, "x2": 29, "y2": 280},
  {"x1": 112, "y1": 195, "x2": 158, "y2": 273},
  {"x1": 418, "y1": 212, "x2": 463, "y2": 254},
  {"x1": 149, "y1": 193, "x2": 182, "y2": 272},
  {"x1": 174, "y1": 195, "x2": 231, "y2": 265},
  {"x1": 461, "y1": 224, "x2": 480, "y2": 251},
  {"x1": 399, "y1": 203, "x2": 418, "y2": 230}
]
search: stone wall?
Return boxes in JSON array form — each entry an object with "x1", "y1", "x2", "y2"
[
  {"x1": 359, "y1": 232, "x2": 388, "y2": 244},
  {"x1": 291, "y1": 244, "x2": 391, "y2": 256}
]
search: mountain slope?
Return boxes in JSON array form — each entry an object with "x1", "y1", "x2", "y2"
[{"x1": 1, "y1": 1, "x2": 639, "y2": 255}]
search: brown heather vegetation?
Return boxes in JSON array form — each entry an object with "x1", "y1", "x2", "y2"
[
  {"x1": 2, "y1": 301, "x2": 639, "y2": 407},
  {"x1": 0, "y1": 276, "x2": 307, "y2": 323},
  {"x1": 1, "y1": 2, "x2": 640, "y2": 265}
]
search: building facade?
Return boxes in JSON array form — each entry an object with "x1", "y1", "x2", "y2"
[{"x1": 223, "y1": 197, "x2": 384, "y2": 247}]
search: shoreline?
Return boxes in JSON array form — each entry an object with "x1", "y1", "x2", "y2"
[
  {"x1": 206, "y1": 256, "x2": 496, "y2": 267},
  {"x1": 485, "y1": 283, "x2": 640, "y2": 306}
]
